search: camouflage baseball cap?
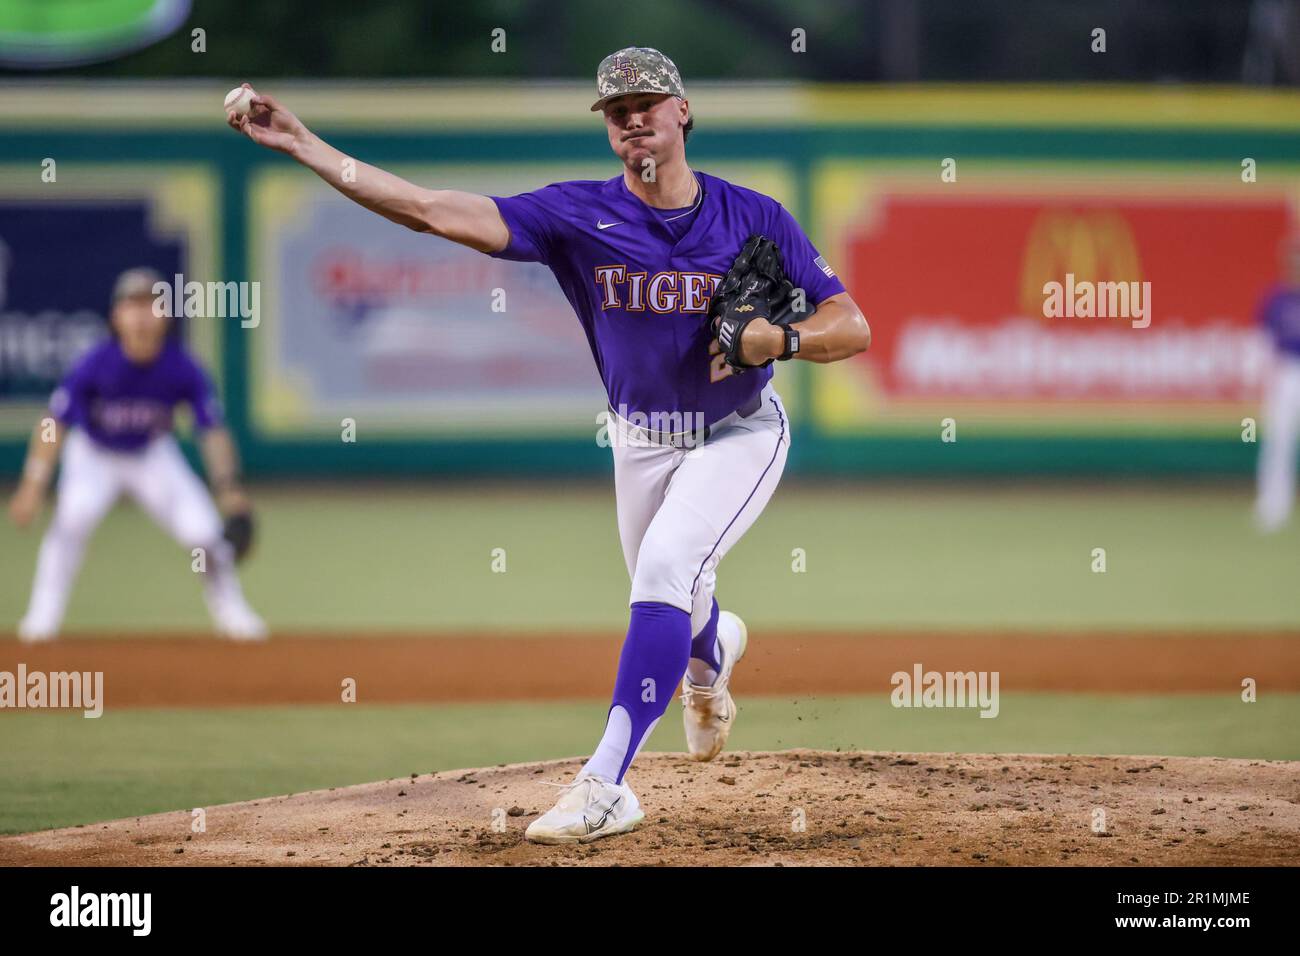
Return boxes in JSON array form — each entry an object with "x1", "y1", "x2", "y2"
[{"x1": 590, "y1": 47, "x2": 686, "y2": 112}]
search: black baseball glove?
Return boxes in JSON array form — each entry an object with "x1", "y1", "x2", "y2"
[
  {"x1": 223, "y1": 511, "x2": 255, "y2": 563},
  {"x1": 709, "y1": 234, "x2": 814, "y2": 373}
]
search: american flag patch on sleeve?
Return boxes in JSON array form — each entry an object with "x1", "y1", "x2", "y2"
[{"x1": 813, "y1": 255, "x2": 836, "y2": 278}]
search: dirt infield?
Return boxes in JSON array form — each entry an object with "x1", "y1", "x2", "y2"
[
  {"x1": 2, "y1": 750, "x2": 1296, "y2": 866},
  {"x1": 2, "y1": 630, "x2": 1299, "y2": 706}
]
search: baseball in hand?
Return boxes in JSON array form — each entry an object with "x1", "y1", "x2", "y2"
[{"x1": 224, "y1": 86, "x2": 255, "y2": 118}]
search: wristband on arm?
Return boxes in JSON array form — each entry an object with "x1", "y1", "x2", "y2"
[{"x1": 777, "y1": 326, "x2": 800, "y2": 361}]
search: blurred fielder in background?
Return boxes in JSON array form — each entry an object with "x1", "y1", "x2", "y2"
[
  {"x1": 1255, "y1": 234, "x2": 1300, "y2": 533},
  {"x1": 7, "y1": 268, "x2": 265, "y2": 642}
]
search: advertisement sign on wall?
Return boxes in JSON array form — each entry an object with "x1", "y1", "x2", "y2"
[
  {"x1": 814, "y1": 164, "x2": 1299, "y2": 435},
  {"x1": 0, "y1": 167, "x2": 219, "y2": 435}
]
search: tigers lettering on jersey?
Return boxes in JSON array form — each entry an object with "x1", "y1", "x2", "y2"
[
  {"x1": 89, "y1": 398, "x2": 172, "y2": 434},
  {"x1": 594, "y1": 267, "x2": 722, "y2": 313},
  {"x1": 50, "y1": 338, "x2": 223, "y2": 452}
]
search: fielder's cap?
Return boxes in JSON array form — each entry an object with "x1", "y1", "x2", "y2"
[
  {"x1": 112, "y1": 267, "x2": 165, "y2": 303},
  {"x1": 591, "y1": 47, "x2": 686, "y2": 112}
]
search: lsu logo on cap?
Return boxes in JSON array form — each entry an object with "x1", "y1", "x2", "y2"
[{"x1": 614, "y1": 57, "x2": 640, "y2": 84}]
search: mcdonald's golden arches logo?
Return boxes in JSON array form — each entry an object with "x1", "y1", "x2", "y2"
[{"x1": 1019, "y1": 209, "x2": 1143, "y2": 320}]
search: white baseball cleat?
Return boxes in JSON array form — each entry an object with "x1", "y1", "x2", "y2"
[
  {"x1": 681, "y1": 610, "x2": 748, "y2": 762},
  {"x1": 211, "y1": 603, "x2": 269, "y2": 642},
  {"x1": 525, "y1": 773, "x2": 644, "y2": 845},
  {"x1": 16, "y1": 617, "x2": 58, "y2": 643}
]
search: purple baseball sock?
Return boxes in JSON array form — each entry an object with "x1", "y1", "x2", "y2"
[
  {"x1": 690, "y1": 598, "x2": 721, "y2": 670},
  {"x1": 581, "y1": 601, "x2": 691, "y2": 784}
]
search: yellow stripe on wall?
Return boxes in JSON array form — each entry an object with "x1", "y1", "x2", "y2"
[
  {"x1": 0, "y1": 81, "x2": 1296, "y2": 130},
  {"x1": 806, "y1": 84, "x2": 1300, "y2": 129}
]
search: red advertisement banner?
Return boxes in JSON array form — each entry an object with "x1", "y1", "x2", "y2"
[{"x1": 818, "y1": 171, "x2": 1298, "y2": 429}]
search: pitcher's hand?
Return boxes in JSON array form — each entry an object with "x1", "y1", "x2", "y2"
[{"x1": 227, "y1": 84, "x2": 311, "y2": 157}]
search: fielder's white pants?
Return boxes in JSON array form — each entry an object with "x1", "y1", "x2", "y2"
[
  {"x1": 610, "y1": 383, "x2": 790, "y2": 636},
  {"x1": 1255, "y1": 356, "x2": 1300, "y2": 532},
  {"x1": 21, "y1": 429, "x2": 252, "y2": 634}
]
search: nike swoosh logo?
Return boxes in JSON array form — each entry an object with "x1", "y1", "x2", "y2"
[
  {"x1": 584, "y1": 795, "x2": 622, "y2": 833},
  {"x1": 596, "y1": 220, "x2": 624, "y2": 230}
]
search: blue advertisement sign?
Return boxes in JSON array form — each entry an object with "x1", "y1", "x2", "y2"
[{"x1": 0, "y1": 202, "x2": 184, "y2": 399}]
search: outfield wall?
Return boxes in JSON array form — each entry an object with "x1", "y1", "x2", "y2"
[{"x1": 1, "y1": 82, "x2": 1297, "y2": 477}]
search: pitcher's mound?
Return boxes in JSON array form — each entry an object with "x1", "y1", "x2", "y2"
[{"x1": 3, "y1": 751, "x2": 1298, "y2": 866}]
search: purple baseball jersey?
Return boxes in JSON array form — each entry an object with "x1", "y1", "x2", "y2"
[
  {"x1": 1260, "y1": 285, "x2": 1300, "y2": 357},
  {"x1": 49, "y1": 338, "x2": 223, "y2": 452},
  {"x1": 490, "y1": 170, "x2": 846, "y2": 424}
]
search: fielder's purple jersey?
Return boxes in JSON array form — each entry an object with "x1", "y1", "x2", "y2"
[
  {"x1": 49, "y1": 339, "x2": 223, "y2": 452},
  {"x1": 489, "y1": 171, "x2": 846, "y2": 424},
  {"x1": 1260, "y1": 285, "x2": 1300, "y2": 357}
]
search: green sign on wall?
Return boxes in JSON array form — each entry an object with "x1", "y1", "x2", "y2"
[{"x1": 0, "y1": 0, "x2": 190, "y2": 68}]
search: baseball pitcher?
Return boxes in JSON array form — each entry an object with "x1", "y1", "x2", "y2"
[
  {"x1": 8, "y1": 268, "x2": 266, "y2": 642},
  {"x1": 227, "y1": 47, "x2": 870, "y2": 843}
]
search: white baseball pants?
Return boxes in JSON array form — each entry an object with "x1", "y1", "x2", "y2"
[
  {"x1": 610, "y1": 383, "x2": 790, "y2": 636},
  {"x1": 20, "y1": 428, "x2": 254, "y2": 635}
]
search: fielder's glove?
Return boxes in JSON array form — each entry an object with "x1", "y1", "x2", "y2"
[
  {"x1": 709, "y1": 234, "x2": 813, "y2": 373},
  {"x1": 223, "y1": 511, "x2": 255, "y2": 563}
]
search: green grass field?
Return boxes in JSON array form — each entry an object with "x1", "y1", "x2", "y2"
[
  {"x1": 1, "y1": 483, "x2": 1297, "y2": 633},
  {"x1": 1, "y1": 484, "x2": 1297, "y2": 836},
  {"x1": 2, "y1": 693, "x2": 1296, "y2": 835}
]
